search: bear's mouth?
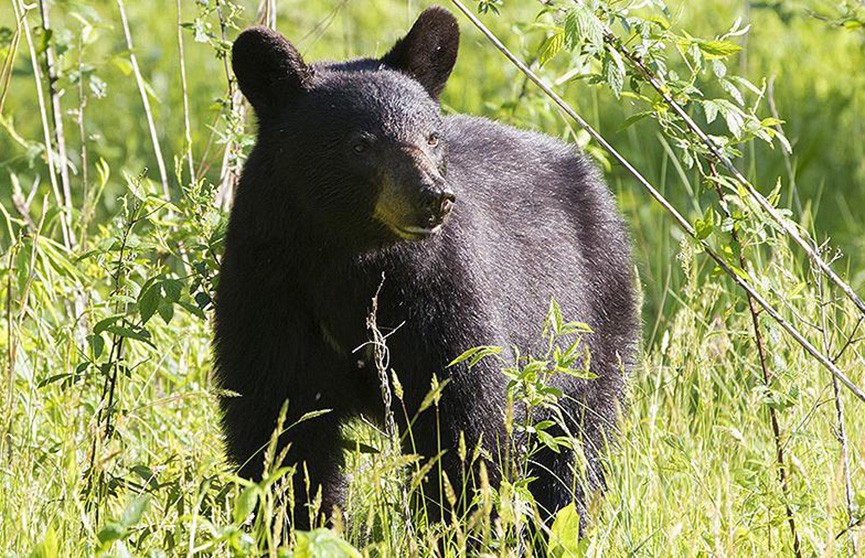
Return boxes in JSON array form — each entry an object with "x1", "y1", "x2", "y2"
[{"x1": 392, "y1": 223, "x2": 443, "y2": 240}]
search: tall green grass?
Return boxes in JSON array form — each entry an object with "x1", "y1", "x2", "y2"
[{"x1": 1, "y1": 0, "x2": 863, "y2": 555}]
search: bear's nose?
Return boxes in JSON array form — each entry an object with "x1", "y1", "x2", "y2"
[{"x1": 424, "y1": 189, "x2": 456, "y2": 223}]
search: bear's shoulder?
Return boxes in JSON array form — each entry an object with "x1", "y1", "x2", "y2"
[{"x1": 442, "y1": 114, "x2": 603, "y2": 200}]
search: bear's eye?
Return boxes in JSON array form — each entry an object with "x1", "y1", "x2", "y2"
[
  {"x1": 352, "y1": 142, "x2": 367, "y2": 154},
  {"x1": 427, "y1": 132, "x2": 441, "y2": 147}
]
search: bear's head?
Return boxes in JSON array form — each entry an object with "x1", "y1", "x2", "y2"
[{"x1": 232, "y1": 7, "x2": 460, "y2": 247}]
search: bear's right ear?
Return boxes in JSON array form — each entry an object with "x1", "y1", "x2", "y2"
[
  {"x1": 232, "y1": 27, "x2": 312, "y2": 115},
  {"x1": 381, "y1": 6, "x2": 459, "y2": 100}
]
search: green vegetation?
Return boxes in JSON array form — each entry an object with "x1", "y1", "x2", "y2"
[{"x1": 1, "y1": 0, "x2": 864, "y2": 555}]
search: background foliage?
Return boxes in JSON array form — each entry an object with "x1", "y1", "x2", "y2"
[{"x1": 1, "y1": 0, "x2": 864, "y2": 555}]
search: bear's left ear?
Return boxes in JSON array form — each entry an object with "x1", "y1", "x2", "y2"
[
  {"x1": 381, "y1": 6, "x2": 459, "y2": 100},
  {"x1": 232, "y1": 26, "x2": 312, "y2": 116}
]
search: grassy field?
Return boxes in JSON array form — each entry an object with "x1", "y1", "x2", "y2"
[{"x1": 1, "y1": 0, "x2": 864, "y2": 555}]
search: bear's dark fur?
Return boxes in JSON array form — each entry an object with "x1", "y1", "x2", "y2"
[{"x1": 214, "y1": 6, "x2": 638, "y2": 529}]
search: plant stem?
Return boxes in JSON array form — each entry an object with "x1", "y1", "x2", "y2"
[
  {"x1": 709, "y1": 164, "x2": 801, "y2": 558},
  {"x1": 176, "y1": 0, "x2": 195, "y2": 185},
  {"x1": 116, "y1": 0, "x2": 171, "y2": 201},
  {"x1": 15, "y1": 0, "x2": 71, "y2": 247},
  {"x1": 816, "y1": 261, "x2": 859, "y2": 556},
  {"x1": 37, "y1": 0, "x2": 75, "y2": 250}
]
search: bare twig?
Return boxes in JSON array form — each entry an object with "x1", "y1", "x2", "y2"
[
  {"x1": 214, "y1": 0, "x2": 275, "y2": 210},
  {"x1": 364, "y1": 274, "x2": 415, "y2": 540},
  {"x1": 37, "y1": 0, "x2": 75, "y2": 250},
  {"x1": 709, "y1": 164, "x2": 802, "y2": 558},
  {"x1": 448, "y1": 0, "x2": 865, "y2": 404},
  {"x1": 213, "y1": 1, "x2": 245, "y2": 210},
  {"x1": 116, "y1": 0, "x2": 171, "y2": 201},
  {"x1": 75, "y1": 33, "x2": 90, "y2": 250},
  {"x1": 176, "y1": 0, "x2": 195, "y2": 184},
  {"x1": 14, "y1": 0, "x2": 72, "y2": 247}
]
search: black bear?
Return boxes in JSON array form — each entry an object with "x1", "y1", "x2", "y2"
[{"x1": 214, "y1": 6, "x2": 638, "y2": 531}]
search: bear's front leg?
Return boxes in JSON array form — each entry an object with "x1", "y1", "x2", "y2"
[{"x1": 220, "y1": 390, "x2": 347, "y2": 530}]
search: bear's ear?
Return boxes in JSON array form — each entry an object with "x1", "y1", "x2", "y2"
[
  {"x1": 380, "y1": 6, "x2": 459, "y2": 100},
  {"x1": 232, "y1": 27, "x2": 312, "y2": 115}
]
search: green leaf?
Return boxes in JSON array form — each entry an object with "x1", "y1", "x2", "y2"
[
  {"x1": 93, "y1": 315, "x2": 122, "y2": 335},
  {"x1": 293, "y1": 528, "x2": 362, "y2": 558},
  {"x1": 162, "y1": 278, "x2": 182, "y2": 303},
  {"x1": 697, "y1": 39, "x2": 742, "y2": 59},
  {"x1": 105, "y1": 324, "x2": 153, "y2": 345},
  {"x1": 448, "y1": 346, "x2": 502, "y2": 368},
  {"x1": 540, "y1": 29, "x2": 565, "y2": 66},
  {"x1": 233, "y1": 487, "x2": 258, "y2": 524},
  {"x1": 138, "y1": 283, "x2": 162, "y2": 324},
  {"x1": 29, "y1": 525, "x2": 58, "y2": 558},
  {"x1": 120, "y1": 494, "x2": 150, "y2": 528},
  {"x1": 563, "y1": 5, "x2": 603, "y2": 50},
  {"x1": 87, "y1": 334, "x2": 105, "y2": 359},
  {"x1": 549, "y1": 502, "x2": 582, "y2": 557},
  {"x1": 157, "y1": 301, "x2": 174, "y2": 324},
  {"x1": 97, "y1": 523, "x2": 126, "y2": 545},
  {"x1": 702, "y1": 100, "x2": 720, "y2": 125},
  {"x1": 604, "y1": 46, "x2": 626, "y2": 98}
]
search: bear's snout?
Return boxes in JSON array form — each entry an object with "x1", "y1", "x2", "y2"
[{"x1": 422, "y1": 187, "x2": 455, "y2": 227}]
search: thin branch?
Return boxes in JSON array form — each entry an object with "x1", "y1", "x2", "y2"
[
  {"x1": 364, "y1": 273, "x2": 415, "y2": 540},
  {"x1": 116, "y1": 0, "x2": 171, "y2": 201},
  {"x1": 448, "y1": 0, "x2": 865, "y2": 404}
]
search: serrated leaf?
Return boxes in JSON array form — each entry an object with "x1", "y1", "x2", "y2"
[
  {"x1": 605, "y1": 46, "x2": 626, "y2": 98},
  {"x1": 702, "y1": 100, "x2": 720, "y2": 125},
  {"x1": 719, "y1": 78, "x2": 744, "y2": 106},
  {"x1": 564, "y1": 5, "x2": 603, "y2": 50},
  {"x1": 540, "y1": 29, "x2": 565, "y2": 66},
  {"x1": 162, "y1": 279, "x2": 182, "y2": 302},
  {"x1": 157, "y1": 301, "x2": 174, "y2": 324}
]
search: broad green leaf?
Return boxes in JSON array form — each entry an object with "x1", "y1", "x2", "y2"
[
  {"x1": 549, "y1": 502, "x2": 582, "y2": 557},
  {"x1": 293, "y1": 528, "x2": 362, "y2": 558},
  {"x1": 564, "y1": 5, "x2": 603, "y2": 50},
  {"x1": 120, "y1": 494, "x2": 150, "y2": 527},
  {"x1": 605, "y1": 46, "x2": 626, "y2": 98},
  {"x1": 138, "y1": 283, "x2": 162, "y2": 324},
  {"x1": 233, "y1": 486, "x2": 258, "y2": 524}
]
